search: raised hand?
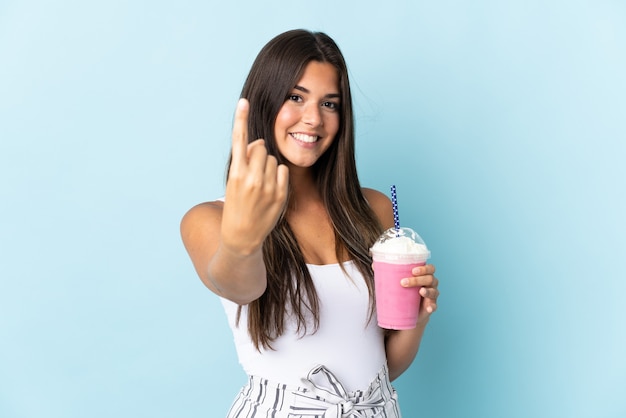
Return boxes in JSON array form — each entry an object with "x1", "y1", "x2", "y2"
[{"x1": 220, "y1": 99, "x2": 289, "y2": 256}]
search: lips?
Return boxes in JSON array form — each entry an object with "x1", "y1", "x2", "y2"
[{"x1": 290, "y1": 132, "x2": 319, "y2": 143}]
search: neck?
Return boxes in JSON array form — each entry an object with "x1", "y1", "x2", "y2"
[{"x1": 287, "y1": 166, "x2": 321, "y2": 207}]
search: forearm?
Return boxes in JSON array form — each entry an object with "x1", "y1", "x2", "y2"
[
  {"x1": 205, "y1": 243, "x2": 267, "y2": 305},
  {"x1": 385, "y1": 317, "x2": 430, "y2": 381}
]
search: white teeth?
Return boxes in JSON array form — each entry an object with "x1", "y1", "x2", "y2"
[{"x1": 291, "y1": 133, "x2": 319, "y2": 143}]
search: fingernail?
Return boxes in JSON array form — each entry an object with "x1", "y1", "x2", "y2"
[
  {"x1": 412, "y1": 267, "x2": 421, "y2": 275},
  {"x1": 401, "y1": 279, "x2": 409, "y2": 287}
]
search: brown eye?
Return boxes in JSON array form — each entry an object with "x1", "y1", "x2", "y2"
[{"x1": 322, "y1": 101, "x2": 339, "y2": 111}]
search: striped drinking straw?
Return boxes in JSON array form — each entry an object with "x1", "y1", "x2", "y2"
[{"x1": 391, "y1": 185, "x2": 400, "y2": 236}]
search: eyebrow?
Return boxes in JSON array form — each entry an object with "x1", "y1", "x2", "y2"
[{"x1": 294, "y1": 85, "x2": 341, "y2": 99}]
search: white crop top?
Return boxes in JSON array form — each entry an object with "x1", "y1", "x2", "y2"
[{"x1": 220, "y1": 261, "x2": 386, "y2": 393}]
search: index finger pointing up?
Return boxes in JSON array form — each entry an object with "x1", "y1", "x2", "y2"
[{"x1": 231, "y1": 98, "x2": 250, "y2": 169}]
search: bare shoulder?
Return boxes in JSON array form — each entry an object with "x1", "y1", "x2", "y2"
[
  {"x1": 180, "y1": 200, "x2": 225, "y2": 286},
  {"x1": 181, "y1": 200, "x2": 224, "y2": 229},
  {"x1": 362, "y1": 188, "x2": 391, "y2": 208},
  {"x1": 362, "y1": 188, "x2": 394, "y2": 229},
  {"x1": 180, "y1": 200, "x2": 224, "y2": 247}
]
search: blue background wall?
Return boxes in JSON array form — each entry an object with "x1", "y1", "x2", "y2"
[{"x1": 1, "y1": 1, "x2": 624, "y2": 417}]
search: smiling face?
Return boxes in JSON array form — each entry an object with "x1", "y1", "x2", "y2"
[{"x1": 273, "y1": 61, "x2": 341, "y2": 171}]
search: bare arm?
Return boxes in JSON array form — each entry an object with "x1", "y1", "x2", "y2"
[
  {"x1": 363, "y1": 188, "x2": 440, "y2": 381},
  {"x1": 180, "y1": 99, "x2": 289, "y2": 305},
  {"x1": 180, "y1": 201, "x2": 268, "y2": 304}
]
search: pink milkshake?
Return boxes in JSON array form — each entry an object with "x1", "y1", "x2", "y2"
[{"x1": 370, "y1": 227, "x2": 430, "y2": 330}]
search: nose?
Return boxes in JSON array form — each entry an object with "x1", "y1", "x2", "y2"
[{"x1": 302, "y1": 103, "x2": 323, "y2": 127}]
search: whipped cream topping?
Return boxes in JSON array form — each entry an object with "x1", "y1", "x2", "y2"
[{"x1": 371, "y1": 236, "x2": 429, "y2": 256}]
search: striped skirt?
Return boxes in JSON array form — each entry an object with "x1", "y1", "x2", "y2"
[{"x1": 225, "y1": 364, "x2": 401, "y2": 418}]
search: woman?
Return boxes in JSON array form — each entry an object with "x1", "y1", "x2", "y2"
[{"x1": 181, "y1": 29, "x2": 439, "y2": 417}]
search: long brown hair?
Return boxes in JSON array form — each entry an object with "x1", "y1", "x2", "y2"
[{"x1": 230, "y1": 29, "x2": 383, "y2": 350}]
